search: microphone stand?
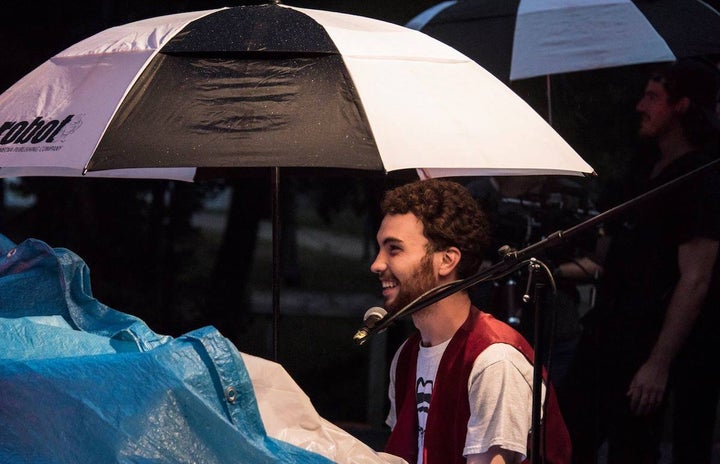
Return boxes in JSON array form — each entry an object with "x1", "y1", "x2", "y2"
[{"x1": 360, "y1": 155, "x2": 720, "y2": 463}]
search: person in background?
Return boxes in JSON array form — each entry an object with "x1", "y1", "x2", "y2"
[
  {"x1": 559, "y1": 59, "x2": 720, "y2": 463},
  {"x1": 371, "y1": 178, "x2": 571, "y2": 464}
]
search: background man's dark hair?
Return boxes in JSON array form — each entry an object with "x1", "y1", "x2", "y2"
[
  {"x1": 381, "y1": 178, "x2": 490, "y2": 279},
  {"x1": 650, "y1": 59, "x2": 720, "y2": 146}
]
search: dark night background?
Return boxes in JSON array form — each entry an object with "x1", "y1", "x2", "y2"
[{"x1": 2, "y1": 0, "x2": 719, "y2": 444}]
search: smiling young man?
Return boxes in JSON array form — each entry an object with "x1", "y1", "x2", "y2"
[{"x1": 371, "y1": 178, "x2": 570, "y2": 464}]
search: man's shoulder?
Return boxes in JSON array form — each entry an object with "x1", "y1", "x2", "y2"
[
  {"x1": 661, "y1": 148, "x2": 720, "y2": 205},
  {"x1": 475, "y1": 342, "x2": 527, "y2": 362},
  {"x1": 471, "y1": 343, "x2": 533, "y2": 377},
  {"x1": 690, "y1": 148, "x2": 720, "y2": 204},
  {"x1": 683, "y1": 147, "x2": 719, "y2": 176}
]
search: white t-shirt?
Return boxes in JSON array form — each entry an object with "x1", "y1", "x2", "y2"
[
  {"x1": 414, "y1": 339, "x2": 450, "y2": 464},
  {"x1": 386, "y1": 341, "x2": 543, "y2": 462}
]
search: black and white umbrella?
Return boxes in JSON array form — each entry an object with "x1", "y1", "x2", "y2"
[
  {"x1": 408, "y1": 0, "x2": 720, "y2": 82},
  {"x1": 408, "y1": 0, "x2": 720, "y2": 124},
  {"x1": 0, "y1": 3, "x2": 592, "y2": 181},
  {"x1": 0, "y1": 3, "x2": 595, "y2": 359}
]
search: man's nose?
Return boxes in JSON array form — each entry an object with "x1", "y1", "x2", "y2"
[
  {"x1": 636, "y1": 97, "x2": 647, "y2": 113},
  {"x1": 370, "y1": 253, "x2": 385, "y2": 274}
]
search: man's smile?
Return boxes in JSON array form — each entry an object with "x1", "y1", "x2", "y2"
[{"x1": 380, "y1": 278, "x2": 398, "y2": 297}]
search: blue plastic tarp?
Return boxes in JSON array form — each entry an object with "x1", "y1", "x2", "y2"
[{"x1": 0, "y1": 235, "x2": 404, "y2": 464}]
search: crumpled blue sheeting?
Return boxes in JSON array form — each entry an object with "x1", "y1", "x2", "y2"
[
  {"x1": 0, "y1": 235, "x2": 333, "y2": 464},
  {"x1": 0, "y1": 234, "x2": 168, "y2": 351}
]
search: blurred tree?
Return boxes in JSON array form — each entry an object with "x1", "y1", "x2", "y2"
[
  {"x1": 2, "y1": 178, "x2": 217, "y2": 335},
  {"x1": 204, "y1": 174, "x2": 271, "y2": 345}
]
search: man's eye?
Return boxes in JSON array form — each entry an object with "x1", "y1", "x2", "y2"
[{"x1": 389, "y1": 245, "x2": 402, "y2": 254}]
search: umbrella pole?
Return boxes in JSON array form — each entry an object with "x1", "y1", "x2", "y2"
[
  {"x1": 272, "y1": 166, "x2": 281, "y2": 361},
  {"x1": 545, "y1": 74, "x2": 553, "y2": 126}
]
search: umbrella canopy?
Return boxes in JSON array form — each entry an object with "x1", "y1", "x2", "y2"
[
  {"x1": 0, "y1": 3, "x2": 593, "y2": 180},
  {"x1": 407, "y1": 0, "x2": 720, "y2": 82}
]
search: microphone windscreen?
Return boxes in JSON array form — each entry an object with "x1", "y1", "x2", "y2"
[{"x1": 363, "y1": 306, "x2": 387, "y2": 321}]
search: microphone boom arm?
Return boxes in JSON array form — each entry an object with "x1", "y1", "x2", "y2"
[{"x1": 361, "y1": 156, "x2": 720, "y2": 342}]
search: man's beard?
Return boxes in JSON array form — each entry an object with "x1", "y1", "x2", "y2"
[
  {"x1": 386, "y1": 253, "x2": 438, "y2": 314},
  {"x1": 638, "y1": 113, "x2": 672, "y2": 140}
]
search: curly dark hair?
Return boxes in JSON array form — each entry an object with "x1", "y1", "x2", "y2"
[{"x1": 380, "y1": 178, "x2": 491, "y2": 279}]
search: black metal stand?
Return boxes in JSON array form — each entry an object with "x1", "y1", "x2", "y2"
[
  {"x1": 526, "y1": 262, "x2": 547, "y2": 464},
  {"x1": 272, "y1": 166, "x2": 281, "y2": 361}
]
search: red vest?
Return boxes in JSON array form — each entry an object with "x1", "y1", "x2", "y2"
[{"x1": 384, "y1": 307, "x2": 571, "y2": 464}]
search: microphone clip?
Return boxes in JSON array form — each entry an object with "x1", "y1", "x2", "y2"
[{"x1": 353, "y1": 306, "x2": 387, "y2": 345}]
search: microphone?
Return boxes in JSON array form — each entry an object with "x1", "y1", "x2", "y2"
[{"x1": 353, "y1": 306, "x2": 387, "y2": 345}]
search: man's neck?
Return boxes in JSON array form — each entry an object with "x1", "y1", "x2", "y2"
[
  {"x1": 412, "y1": 292, "x2": 471, "y2": 347},
  {"x1": 653, "y1": 132, "x2": 696, "y2": 178}
]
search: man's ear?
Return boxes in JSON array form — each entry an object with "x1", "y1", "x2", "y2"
[
  {"x1": 438, "y1": 246, "x2": 462, "y2": 277},
  {"x1": 674, "y1": 96, "x2": 690, "y2": 115}
]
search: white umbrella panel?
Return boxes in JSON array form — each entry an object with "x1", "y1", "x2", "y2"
[{"x1": 408, "y1": 0, "x2": 720, "y2": 82}]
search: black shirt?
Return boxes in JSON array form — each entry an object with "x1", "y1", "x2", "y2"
[{"x1": 592, "y1": 148, "x2": 720, "y2": 350}]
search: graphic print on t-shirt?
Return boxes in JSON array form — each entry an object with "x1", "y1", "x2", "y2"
[{"x1": 416, "y1": 377, "x2": 433, "y2": 439}]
